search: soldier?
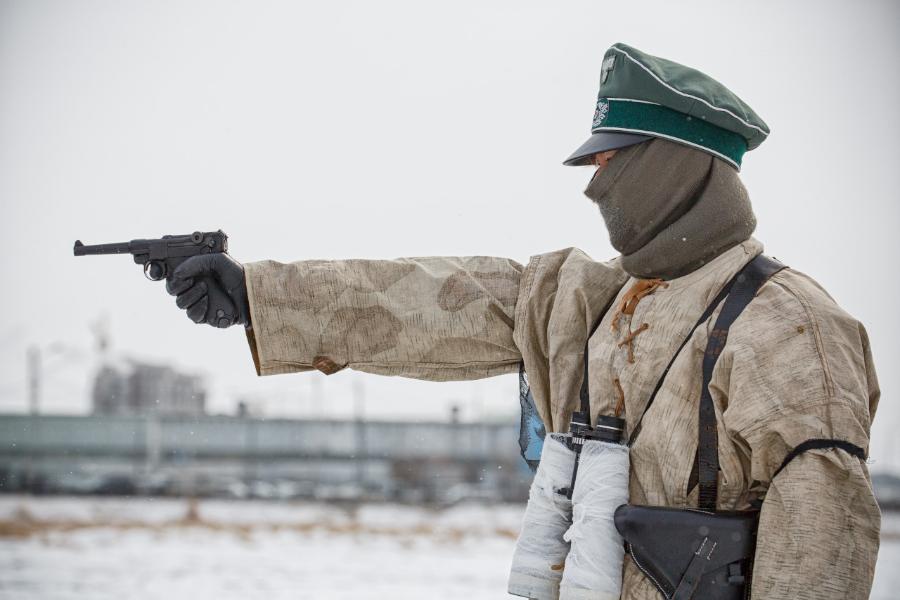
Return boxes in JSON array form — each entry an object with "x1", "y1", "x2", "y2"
[{"x1": 164, "y1": 43, "x2": 880, "y2": 599}]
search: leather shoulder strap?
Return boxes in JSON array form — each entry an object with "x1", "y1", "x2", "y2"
[
  {"x1": 576, "y1": 295, "x2": 623, "y2": 418},
  {"x1": 629, "y1": 260, "x2": 754, "y2": 446},
  {"x1": 696, "y1": 255, "x2": 785, "y2": 511}
]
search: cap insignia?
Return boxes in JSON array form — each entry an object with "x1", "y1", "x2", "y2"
[
  {"x1": 592, "y1": 98, "x2": 610, "y2": 128},
  {"x1": 600, "y1": 55, "x2": 616, "y2": 83}
]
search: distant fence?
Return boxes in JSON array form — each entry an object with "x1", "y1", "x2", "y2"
[{"x1": 0, "y1": 414, "x2": 532, "y2": 503}]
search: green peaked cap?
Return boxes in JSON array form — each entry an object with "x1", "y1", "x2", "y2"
[{"x1": 569, "y1": 43, "x2": 770, "y2": 169}]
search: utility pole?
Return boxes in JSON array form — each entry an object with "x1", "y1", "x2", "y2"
[
  {"x1": 145, "y1": 413, "x2": 162, "y2": 473},
  {"x1": 90, "y1": 314, "x2": 111, "y2": 355},
  {"x1": 27, "y1": 346, "x2": 41, "y2": 415},
  {"x1": 24, "y1": 346, "x2": 42, "y2": 491},
  {"x1": 310, "y1": 376, "x2": 323, "y2": 418},
  {"x1": 353, "y1": 379, "x2": 366, "y2": 494}
]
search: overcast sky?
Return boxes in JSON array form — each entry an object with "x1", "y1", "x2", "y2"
[{"x1": 2, "y1": 1, "x2": 899, "y2": 470}]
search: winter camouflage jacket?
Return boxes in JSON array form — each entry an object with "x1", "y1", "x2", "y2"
[{"x1": 243, "y1": 238, "x2": 880, "y2": 599}]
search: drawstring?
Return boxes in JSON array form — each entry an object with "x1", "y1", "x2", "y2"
[
  {"x1": 611, "y1": 278, "x2": 668, "y2": 364},
  {"x1": 618, "y1": 323, "x2": 649, "y2": 363},
  {"x1": 591, "y1": 279, "x2": 668, "y2": 421},
  {"x1": 613, "y1": 378, "x2": 626, "y2": 417},
  {"x1": 611, "y1": 278, "x2": 669, "y2": 332}
]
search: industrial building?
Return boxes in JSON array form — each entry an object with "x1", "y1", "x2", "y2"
[{"x1": 91, "y1": 360, "x2": 206, "y2": 417}]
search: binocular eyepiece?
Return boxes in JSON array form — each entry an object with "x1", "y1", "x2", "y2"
[
  {"x1": 569, "y1": 412, "x2": 625, "y2": 447},
  {"x1": 561, "y1": 412, "x2": 625, "y2": 499}
]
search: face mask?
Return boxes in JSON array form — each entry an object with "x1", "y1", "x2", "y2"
[
  {"x1": 582, "y1": 138, "x2": 757, "y2": 279},
  {"x1": 584, "y1": 139, "x2": 709, "y2": 256}
]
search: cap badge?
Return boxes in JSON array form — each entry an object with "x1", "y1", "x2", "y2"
[
  {"x1": 600, "y1": 55, "x2": 616, "y2": 83},
  {"x1": 592, "y1": 98, "x2": 610, "y2": 128}
]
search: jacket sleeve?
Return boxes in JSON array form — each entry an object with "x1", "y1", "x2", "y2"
[
  {"x1": 241, "y1": 249, "x2": 628, "y2": 431},
  {"x1": 721, "y1": 269, "x2": 881, "y2": 600},
  {"x1": 242, "y1": 256, "x2": 525, "y2": 380},
  {"x1": 750, "y1": 449, "x2": 880, "y2": 599}
]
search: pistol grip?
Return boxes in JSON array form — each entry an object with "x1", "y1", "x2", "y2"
[{"x1": 202, "y1": 277, "x2": 237, "y2": 328}]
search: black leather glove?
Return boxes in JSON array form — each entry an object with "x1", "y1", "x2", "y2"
[{"x1": 166, "y1": 254, "x2": 251, "y2": 328}]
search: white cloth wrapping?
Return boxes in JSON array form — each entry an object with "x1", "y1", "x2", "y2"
[
  {"x1": 559, "y1": 440, "x2": 630, "y2": 600},
  {"x1": 508, "y1": 434, "x2": 575, "y2": 600}
]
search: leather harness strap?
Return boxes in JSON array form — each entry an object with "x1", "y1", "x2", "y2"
[
  {"x1": 628, "y1": 255, "x2": 783, "y2": 447},
  {"x1": 695, "y1": 255, "x2": 785, "y2": 511},
  {"x1": 577, "y1": 297, "x2": 621, "y2": 418},
  {"x1": 627, "y1": 270, "x2": 741, "y2": 446}
]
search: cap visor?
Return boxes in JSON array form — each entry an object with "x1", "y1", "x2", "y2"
[{"x1": 563, "y1": 131, "x2": 651, "y2": 166}]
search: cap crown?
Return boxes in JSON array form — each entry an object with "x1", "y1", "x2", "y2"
[{"x1": 594, "y1": 43, "x2": 770, "y2": 167}]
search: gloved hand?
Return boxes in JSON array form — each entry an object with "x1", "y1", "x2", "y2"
[{"x1": 166, "y1": 253, "x2": 251, "y2": 328}]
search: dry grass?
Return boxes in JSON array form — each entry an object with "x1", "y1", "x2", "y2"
[{"x1": 0, "y1": 503, "x2": 519, "y2": 542}]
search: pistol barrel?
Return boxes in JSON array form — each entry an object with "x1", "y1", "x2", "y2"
[{"x1": 73, "y1": 240, "x2": 134, "y2": 256}]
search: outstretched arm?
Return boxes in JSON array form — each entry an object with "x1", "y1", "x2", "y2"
[
  {"x1": 166, "y1": 248, "x2": 629, "y2": 431},
  {"x1": 242, "y1": 255, "x2": 525, "y2": 380}
]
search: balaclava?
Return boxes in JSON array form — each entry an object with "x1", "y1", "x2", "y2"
[{"x1": 584, "y1": 137, "x2": 756, "y2": 280}]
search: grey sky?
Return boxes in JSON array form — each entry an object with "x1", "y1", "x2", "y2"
[{"x1": 2, "y1": 1, "x2": 899, "y2": 470}]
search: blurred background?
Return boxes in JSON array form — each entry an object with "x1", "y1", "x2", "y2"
[{"x1": 1, "y1": 0, "x2": 898, "y2": 598}]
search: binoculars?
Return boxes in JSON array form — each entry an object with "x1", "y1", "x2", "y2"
[{"x1": 508, "y1": 415, "x2": 629, "y2": 600}]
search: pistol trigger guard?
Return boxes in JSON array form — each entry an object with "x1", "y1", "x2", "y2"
[{"x1": 144, "y1": 261, "x2": 166, "y2": 281}]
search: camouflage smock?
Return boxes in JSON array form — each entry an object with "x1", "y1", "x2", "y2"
[{"x1": 243, "y1": 238, "x2": 880, "y2": 599}]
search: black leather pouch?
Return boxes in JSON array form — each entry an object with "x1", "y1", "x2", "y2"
[{"x1": 614, "y1": 504, "x2": 758, "y2": 600}]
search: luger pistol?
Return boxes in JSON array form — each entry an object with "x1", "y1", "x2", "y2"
[{"x1": 73, "y1": 230, "x2": 238, "y2": 326}]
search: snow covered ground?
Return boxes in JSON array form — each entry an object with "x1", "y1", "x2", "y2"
[{"x1": 0, "y1": 495, "x2": 897, "y2": 599}]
